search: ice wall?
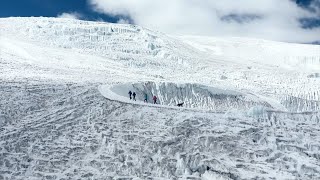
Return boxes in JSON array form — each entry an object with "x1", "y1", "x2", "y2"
[{"x1": 112, "y1": 82, "x2": 273, "y2": 111}]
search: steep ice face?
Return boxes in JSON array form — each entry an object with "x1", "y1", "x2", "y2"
[
  {"x1": 106, "y1": 80, "x2": 320, "y2": 113},
  {"x1": 111, "y1": 82, "x2": 273, "y2": 111},
  {"x1": 280, "y1": 95, "x2": 320, "y2": 112},
  {"x1": 107, "y1": 81, "x2": 320, "y2": 113}
]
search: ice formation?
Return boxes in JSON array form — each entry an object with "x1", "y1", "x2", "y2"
[{"x1": 0, "y1": 17, "x2": 320, "y2": 179}]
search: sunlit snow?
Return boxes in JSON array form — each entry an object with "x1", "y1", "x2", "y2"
[{"x1": 1, "y1": 17, "x2": 320, "y2": 179}]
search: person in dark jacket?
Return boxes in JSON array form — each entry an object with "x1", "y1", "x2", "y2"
[
  {"x1": 128, "y1": 91, "x2": 132, "y2": 100},
  {"x1": 153, "y1": 95, "x2": 157, "y2": 104},
  {"x1": 144, "y1": 93, "x2": 148, "y2": 103},
  {"x1": 132, "y1": 92, "x2": 136, "y2": 101}
]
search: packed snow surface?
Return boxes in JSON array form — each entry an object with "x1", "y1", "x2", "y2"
[{"x1": 1, "y1": 17, "x2": 320, "y2": 179}]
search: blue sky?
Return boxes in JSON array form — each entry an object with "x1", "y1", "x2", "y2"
[
  {"x1": 0, "y1": 0, "x2": 319, "y2": 43},
  {"x1": 0, "y1": 0, "x2": 123, "y2": 22}
]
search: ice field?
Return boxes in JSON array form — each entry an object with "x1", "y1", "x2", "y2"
[{"x1": 1, "y1": 17, "x2": 320, "y2": 179}]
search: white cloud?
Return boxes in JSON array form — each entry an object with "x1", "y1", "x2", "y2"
[
  {"x1": 310, "y1": 0, "x2": 320, "y2": 16},
  {"x1": 57, "y1": 12, "x2": 82, "y2": 20},
  {"x1": 117, "y1": 18, "x2": 130, "y2": 24},
  {"x1": 88, "y1": 0, "x2": 320, "y2": 42}
]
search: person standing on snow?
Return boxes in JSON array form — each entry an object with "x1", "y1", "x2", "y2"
[
  {"x1": 144, "y1": 93, "x2": 148, "y2": 103},
  {"x1": 132, "y1": 92, "x2": 136, "y2": 101},
  {"x1": 153, "y1": 95, "x2": 157, "y2": 104},
  {"x1": 128, "y1": 90, "x2": 132, "y2": 100}
]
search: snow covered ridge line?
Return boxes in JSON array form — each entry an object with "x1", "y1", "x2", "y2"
[
  {"x1": 99, "y1": 81, "x2": 275, "y2": 112},
  {"x1": 1, "y1": 17, "x2": 319, "y2": 71},
  {"x1": 179, "y1": 35, "x2": 320, "y2": 71},
  {"x1": 0, "y1": 17, "x2": 194, "y2": 66}
]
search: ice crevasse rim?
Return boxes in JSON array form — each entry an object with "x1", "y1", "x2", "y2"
[{"x1": 99, "y1": 81, "x2": 274, "y2": 112}]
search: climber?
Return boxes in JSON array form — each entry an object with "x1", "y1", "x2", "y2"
[
  {"x1": 128, "y1": 90, "x2": 132, "y2": 100},
  {"x1": 144, "y1": 93, "x2": 148, "y2": 103},
  {"x1": 153, "y1": 95, "x2": 157, "y2": 104},
  {"x1": 132, "y1": 92, "x2": 136, "y2": 101}
]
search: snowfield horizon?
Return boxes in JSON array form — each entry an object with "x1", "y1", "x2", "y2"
[{"x1": 1, "y1": 17, "x2": 320, "y2": 179}]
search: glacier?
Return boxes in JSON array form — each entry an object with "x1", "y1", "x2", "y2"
[{"x1": 1, "y1": 17, "x2": 320, "y2": 179}]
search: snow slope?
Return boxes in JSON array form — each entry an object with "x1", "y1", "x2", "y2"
[{"x1": 1, "y1": 17, "x2": 320, "y2": 179}]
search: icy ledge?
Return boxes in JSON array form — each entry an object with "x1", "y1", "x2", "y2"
[{"x1": 99, "y1": 82, "x2": 273, "y2": 112}]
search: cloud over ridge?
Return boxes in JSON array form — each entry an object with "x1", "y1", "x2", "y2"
[
  {"x1": 57, "y1": 12, "x2": 82, "y2": 20},
  {"x1": 89, "y1": 0, "x2": 320, "y2": 43}
]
